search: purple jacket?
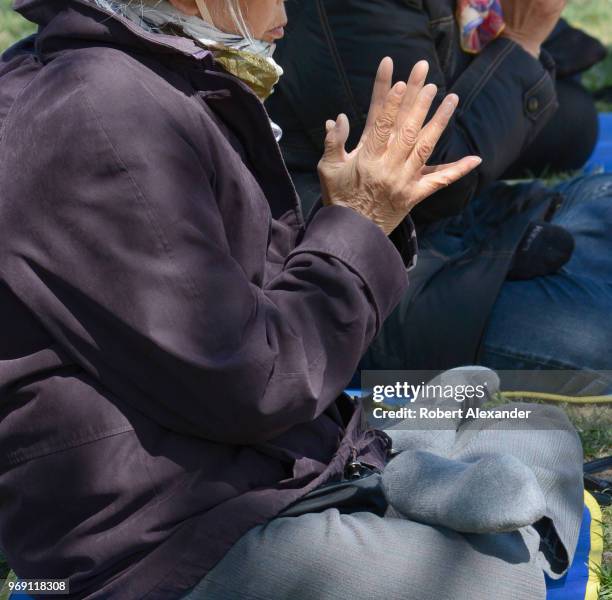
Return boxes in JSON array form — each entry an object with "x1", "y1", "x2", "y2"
[{"x1": 0, "y1": 1, "x2": 413, "y2": 597}]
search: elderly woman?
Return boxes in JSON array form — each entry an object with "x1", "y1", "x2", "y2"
[{"x1": 0, "y1": 1, "x2": 583, "y2": 599}]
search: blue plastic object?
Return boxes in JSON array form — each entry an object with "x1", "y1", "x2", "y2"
[
  {"x1": 546, "y1": 492, "x2": 602, "y2": 600},
  {"x1": 584, "y1": 113, "x2": 612, "y2": 173}
]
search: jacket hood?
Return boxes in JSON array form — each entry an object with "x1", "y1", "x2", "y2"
[{"x1": 12, "y1": 0, "x2": 213, "y2": 61}]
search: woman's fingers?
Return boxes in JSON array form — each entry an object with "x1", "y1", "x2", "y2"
[
  {"x1": 362, "y1": 57, "x2": 394, "y2": 141},
  {"x1": 321, "y1": 114, "x2": 350, "y2": 163},
  {"x1": 414, "y1": 156, "x2": 482, "y2": 199},
  {"x1": 396, "y1": 60, "x2": 429, "y2": 121},
  {"x1": 388, "y1": 83, "x2": 438, "y2": 166},
  {"x1": 404, "y1": 93, "x2": 459, "y2": 172},
  {"x1": 363, "y1": 80, "x2": 407, "y2": 158}
]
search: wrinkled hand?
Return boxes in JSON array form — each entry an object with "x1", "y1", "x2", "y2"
[
  {"x1": 317, "y1": 59, "x2": 481, "y2": 236},
  {"x1": 501, "y1": 0, "x2": 566, "y2": 58}
]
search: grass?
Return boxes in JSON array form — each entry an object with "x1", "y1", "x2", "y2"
[
  {"x1": 0, "y1": 572, "x2": 16, "y2": 600},
  {"x1": 564, "y1": 1, "x2": 612, "y2": 45},
  {"x1": 0, "y1": 0, "x2": 35, "y2": 52},
  {"x1": 596, "y1": 506, "x2": 612, "y2": 599},
  {"x1": 0, "y1": 0, "x2": 611, "y2": 597},
  {"x1": 569, "y1": 406, "x2": 612, "y2": 461}
]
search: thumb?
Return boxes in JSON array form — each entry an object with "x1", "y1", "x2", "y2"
[{"x1": 322, "y1": 114, "x2": 350, "y2": 163}]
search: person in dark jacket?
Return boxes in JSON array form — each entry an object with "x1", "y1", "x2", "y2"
[
  {"x1": 267, "y1": 0, "x2": 612, "y2": 380},
  {"x1": 0, "y1": 1, "x2": 584, "y2": 599},
  {"x1": 267, "y1": 0, "x2": 604, "y2": 222}
]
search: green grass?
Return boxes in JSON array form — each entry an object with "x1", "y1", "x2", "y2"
[
  {"x1": 0, "y1": 552, "x2": 9, "y2": 599},
  {"x1": 0, "y1": 571, "x2": 17, "y2": 600},
  {"x1": 0, "y1": 0, "x2": 35, "y2": 52},
  {"x1": 599, "y1": 506, "x2": 612, "y2": 600},
  {"x1": 568, "y1": 406, "x2": 612, "y2": 461},
  {"x1": 564, "y1": 0, "x2": 612, "y2": 45}
]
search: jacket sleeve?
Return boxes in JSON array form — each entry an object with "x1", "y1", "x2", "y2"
[
  {"x1": 274, "y1": 0, "x2": 558, "y2": 223},
  {"x1": 2, "y1": 59, "x2": 410, "y2": 445}
]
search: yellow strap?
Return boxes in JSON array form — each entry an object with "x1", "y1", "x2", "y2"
[
  {"x1": 501, "y1": 391, "x2": 612, "y2": 404},
  {"x1": 584, "y1": 490, "x2": 604, "y2": 600}
]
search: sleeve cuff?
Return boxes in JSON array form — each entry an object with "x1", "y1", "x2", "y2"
[
  {"x1": 453, "y1": 37, "x2": 557, "y2": 121},
  {"x1": 522, "y1": 47, "x2": 558, "y2": 123},
  {"x1": 389, "y1": 217, "x2": 418, "y2": 272},
  {"x1": 287, "y1": 204, "x2": 412, "y2": 330},
  {"x1": 450, "y1": 36, "x2": 558, "y2": 179}
]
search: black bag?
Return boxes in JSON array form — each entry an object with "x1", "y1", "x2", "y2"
[{"x1": 279, "y1": 467, "x2": 388, "y2": 518}]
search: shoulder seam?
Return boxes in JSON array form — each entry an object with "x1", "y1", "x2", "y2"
[{"x1": 71, "y1": 67, "x2": 208, "y2": 304}]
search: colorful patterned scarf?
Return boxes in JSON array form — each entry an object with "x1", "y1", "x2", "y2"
[{"x1": 457, "y1": 0, "x2": 505, "y2": 54}]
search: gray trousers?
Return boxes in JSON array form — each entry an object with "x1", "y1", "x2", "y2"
[{"x1": 183, "y1": 404, "x2": 583, "y2": 600}]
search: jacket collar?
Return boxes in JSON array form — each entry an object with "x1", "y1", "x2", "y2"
[{"x1": 14, "y1": 0, "x2": 213, "y2": 62}]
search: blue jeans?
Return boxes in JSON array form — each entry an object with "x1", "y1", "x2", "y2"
[{"x1": 480, "y1": 174, "x2": 612, "y2": 374}]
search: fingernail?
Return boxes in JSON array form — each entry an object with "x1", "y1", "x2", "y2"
[
  {"x1": 394, "y1": 81, "x2": 407, "y2": 95},
  {"x1": 442, "y1": 95, "x2": 458, "y2": 114},
  {"x1": 423, "y1": 84, "x2": 437, "y2": 99},
  {"x1": 415, "y1": 60, "x2": 429, "y2": 79},
  {"x1": 471, "y1": 156, "x2": 482, "y2": 165}
]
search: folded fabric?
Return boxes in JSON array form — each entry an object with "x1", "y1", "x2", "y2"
[
  {"x1": 382, "y1": 450, "x2": 546, "y2": 533},
  {"x1": 380, "y1": 367, "x2": 548, "y2": 534},
  {"x1": 457, "y1": 0, "x2": 505, "y2": 54},
  {"x1": 383, "y1": 366, "x2": 500, "y2": 455}
]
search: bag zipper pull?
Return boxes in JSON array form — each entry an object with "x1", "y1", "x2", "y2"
[{"x1": 346, "y1": 448, "x2": 363, "y2": 479}]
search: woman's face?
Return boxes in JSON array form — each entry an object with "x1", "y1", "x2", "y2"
[{"x1": 170, "y1": 0, "x2": 287, "y2": 43}]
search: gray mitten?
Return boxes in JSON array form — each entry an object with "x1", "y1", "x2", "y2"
[{"x1": 381, "y1": 449, "x2": 546, "y2": 533}]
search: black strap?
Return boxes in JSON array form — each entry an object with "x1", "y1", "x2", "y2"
[
  {"x1": 279, "y1": 470, "x2": 388, "y2": 518},
  {"x1": 584, "y1": 456, "x2": 612, "y2": 506}
]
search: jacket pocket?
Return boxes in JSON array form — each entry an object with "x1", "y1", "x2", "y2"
[{"x1": 0, "y1": 370, "x2": 135, "y2": 471}]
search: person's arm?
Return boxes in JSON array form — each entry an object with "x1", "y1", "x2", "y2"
[
  {"x1": 448, "y1": 39, "x2": 557, "y2": 185},
  {"x1": 1, "y1": 61, "x2": 411, "y2": 446}
]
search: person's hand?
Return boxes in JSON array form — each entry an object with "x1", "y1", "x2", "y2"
[
  {"x1": 317, "y1": 58, "x2": 481, "y2": 236},
  {"x1": 500, "y1": 0, "x2": 566, "y2": 58}
]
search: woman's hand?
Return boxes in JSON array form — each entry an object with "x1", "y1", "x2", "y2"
[
  {"x1": 317, "y1": 59, "x2": 481, "y2": 236},
  {"x1": 500, "y1": 0, "x2": 566, "y2": 58}
]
